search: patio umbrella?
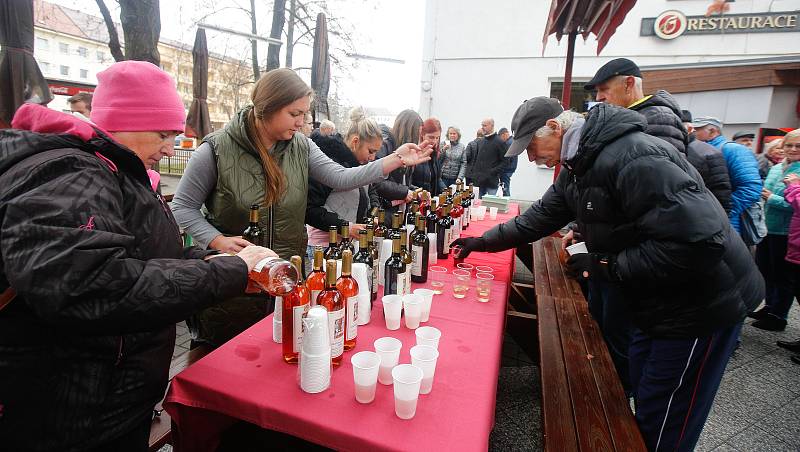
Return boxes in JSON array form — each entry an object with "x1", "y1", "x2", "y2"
[
  {"x1": 185, "y1": 28, "x2": 211, "y2": 139},
  {"x1": 0, "y1": 0, "x2": 53, "y2": 128},
  {"x1": 543, "y1": 0, "x2": 637, "y2": 177},
  {"x1": 310, "y1": 12, "x2": 330, "y2": 123}
]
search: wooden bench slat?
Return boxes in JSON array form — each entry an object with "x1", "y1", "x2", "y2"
[
  {"x1": 538, "y1": 295, "x2": 580, "y2": 451},
  {"x1": 553, "y1": 296, "x2": 615, "y2": 451},
  {"x1": 570, "y1": 297, "x2": 648, "y2": 451},
  {"x1": 542, "y1": 239, "x2": 571, "y2": 299},
  {"x1": 532, "y1": 240, "x2": 552, "y2": 297}
]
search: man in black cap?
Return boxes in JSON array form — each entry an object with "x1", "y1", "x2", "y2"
[
  {"x1": 451, "y1": 97, "x2": 763, "y2": 452},
  {"x1": 733, "y1": 131, "x2": 756, "y2": 149}
]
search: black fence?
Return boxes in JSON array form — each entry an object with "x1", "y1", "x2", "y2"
[{"x1": 159, "y1": 148, "x2": 194, "y2": 175}]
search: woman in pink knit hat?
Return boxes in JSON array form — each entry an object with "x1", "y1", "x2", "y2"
[{"x1": 0, "y1": 61, "x2": 273, "y2": 451}]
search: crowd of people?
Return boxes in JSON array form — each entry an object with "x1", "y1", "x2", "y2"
[{"x1": 0, "y1": 55, "x2": 797, "y2": 451}]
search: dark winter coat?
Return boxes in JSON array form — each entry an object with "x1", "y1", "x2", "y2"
[
  {"x1": 467, "y1": 133, "x2": 507, "y2": 189},
  {"x1": 410, "y1": 146, "x2": 443, "y2": 196},
  {"x1": 307, "y1": 134, "x2": 376, "y2": 230},
  {"x1": 629, "y1": 89, "x2": 689, "y2": 155},
  {"x1": 483, "y1": 104, "x2": 763, "y2": 338},
  {"x1": 686, "y1": 134, "x2": 733, "y2": 213},
  {"x1": 0, "y1": 105, "x2": 247, "y2": 450}
]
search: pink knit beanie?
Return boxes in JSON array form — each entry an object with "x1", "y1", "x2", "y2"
[{"x1": 91, "y1": 60, "x2": 185, "y2": 133}]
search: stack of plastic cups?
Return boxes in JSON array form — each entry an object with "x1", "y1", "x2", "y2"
[
  {"x1": 402, "y1": 294, "x2": 422, "y2": 329},
  {"x1": 353, "y1": 263, "x2": 371, "y2": 326},
  {"x1": 273, "y1": 296, "x2": 282, "y2": 344},
  {"x1": 413, "y1": 288, "x2": 434, "y2": 322},
  {"x1": 299, "y1": 306, "x2": 332, "y2": 393}
]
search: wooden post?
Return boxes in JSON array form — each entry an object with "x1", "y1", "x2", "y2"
[{"x1": 555, "y1": 32, "x2": 577, "y2": 181}]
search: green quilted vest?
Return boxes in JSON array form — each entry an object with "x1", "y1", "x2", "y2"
[
  {"x1": 204, "y1": 106, "x2": 309, "y2": 259},
  {"x1": 190, "y1": 106, "x2": 309, "y2": 347}
]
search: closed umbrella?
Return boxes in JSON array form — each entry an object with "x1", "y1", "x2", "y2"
[
  {"x1": 0, "y1": 0, "x2": 53, "y2": 128},
  {"x1": 310, "y1": 13, "x2": 330, "y2": 123},
  {"x1": 543, "y1": 0, "x2": 637, "y2": 177},
  {"x1": 185, "y1": 28, "x2": 211, "y2": 139}
]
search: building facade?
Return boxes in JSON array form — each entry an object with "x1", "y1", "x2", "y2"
[
  {"x1": 32, "y1": 0, "x2": 252, "y2": 131},
  {"x1": 420, "y1": 0, "x2": 800, "y2": 201}
]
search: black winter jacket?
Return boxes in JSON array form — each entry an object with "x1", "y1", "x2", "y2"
[
  {"x1": 686, "y1": 134, "x2": 732, "y2": 213},
  {"x1": 629, "y1": 90, "x2": 689, "y2": 155},
  {"x1": 467, "y1": 133, "x2": 507, "y2": 189},
  {"x1": 306, "y1": 134, "x2": 376, "y2": 230},
  {"x1": 483, "y1": 104, "x2": 763, "y2": 338},
  {"x1": 0, "y1": 105, "x2": 247, "y2": 451}
]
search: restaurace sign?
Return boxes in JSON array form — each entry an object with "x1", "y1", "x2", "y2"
[{"x1": 641, "y1": 10, "x2": 800, "y2": 40}]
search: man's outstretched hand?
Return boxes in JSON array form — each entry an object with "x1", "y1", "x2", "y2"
[{"x1": 450, "y1": 237, "x2": 486, "y2": 259}]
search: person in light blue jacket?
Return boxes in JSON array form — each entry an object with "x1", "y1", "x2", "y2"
[{"x1": 693, "y1": 117, "x2": 762, "y2": 233}]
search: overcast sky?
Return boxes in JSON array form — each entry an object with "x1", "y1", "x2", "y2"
[{"x1": 49, "y1": 0, "x2": 425, "y2": 114}]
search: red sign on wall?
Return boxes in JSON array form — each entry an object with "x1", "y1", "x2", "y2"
[{"x1": 48, "y1": 82, "x2": 95, "y2": 97}]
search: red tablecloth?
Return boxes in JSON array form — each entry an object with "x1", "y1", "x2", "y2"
[{"x1": 164, "y1": 204, "x2": 520, "y2": 452}]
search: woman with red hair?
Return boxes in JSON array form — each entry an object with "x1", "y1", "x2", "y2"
[{"x1": 413, "y1": 118, "x2": 444, "y2": 195}]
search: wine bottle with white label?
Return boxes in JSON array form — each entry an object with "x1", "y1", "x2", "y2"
[
  {"x1": 410, "y1": 214, "x2": 430, "y2": 283},
  {"x1": 383, "y1": 236, "x2": 406, "y2": 297},
  {"x1": 282, "y1": 255, "x2": 310, "y2": 364}
]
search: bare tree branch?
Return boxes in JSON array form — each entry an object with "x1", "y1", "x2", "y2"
[{"x1": 95, "y1": 0, "x2": 124, "y2": 62}]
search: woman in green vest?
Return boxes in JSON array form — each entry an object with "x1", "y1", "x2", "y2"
[{"x1": 172, "y1": 68, "x2": 432, "y2": 347}]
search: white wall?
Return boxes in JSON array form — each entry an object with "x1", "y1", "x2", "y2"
[{"x1": 420, "y1": 0, "x2": 800, "y2": 201}]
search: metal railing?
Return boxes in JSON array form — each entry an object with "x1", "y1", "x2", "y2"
[{"x1": 158, "y1": 148, "x2": 194, "y2": 175}]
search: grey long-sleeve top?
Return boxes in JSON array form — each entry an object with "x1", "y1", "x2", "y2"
[{"x1": 171, "y1": 136, "x2": 385, "y2": 249}]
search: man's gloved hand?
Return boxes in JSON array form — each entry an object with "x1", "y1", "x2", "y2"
[
  {"x1": 450, "y1": 237, "x2": 486, "y2": 259},
  {"x1": 565, "y1": 253, "x2": 620, "y2": 282}
]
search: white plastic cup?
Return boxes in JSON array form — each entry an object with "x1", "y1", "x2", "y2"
[
  {"x1": 351, "y1": 351, "x2": 381, "y2": 403},
  {"x1": 410, "y1": 345, "x2": 439, "y2": 395},
  {"x1": 452, "y1": 269, "x2": 470, "y2": 299},
  {"x1": 402, "y1": 294, "x2": 422, "y2": 329},
  {"x1": 382, "y1": 294, "x2": 403, "y2": 330},
  {"x1": 489, "y1": 207, "x2": 498, "y2": 220},
  {"x1": 413, "y1": 288, "x2": 435, "y2": 322},
  {"x1": 477, "y1": 205, "x2": 487, "y2": 220},
  {"x1": 392, "y1": 364, "x2": 424, "y2": 419},
  {"x1": 415, "y1": 326, "x2": 441, "y2": 350},
  {"x1": 374, "y1": 337, "x2": 403, "y2": 385},
  {"x1": 566, "y1": 241, "x2": 588, "y2": 255},
  {"x1": 475, "y1": 265, "x2": 493, "y2": 274}
]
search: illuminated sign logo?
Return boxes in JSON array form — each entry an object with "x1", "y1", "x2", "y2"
[
  {"x1": 654, "y1": 10, "x2": 687, "y2": 39},
  {"x1": 642, "y1": 10, "x2": 800, "y2": 39}
]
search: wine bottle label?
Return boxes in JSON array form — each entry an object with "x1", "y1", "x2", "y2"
[
  {"x1": 372, "y1": 263, "x2": 379, "y2": 293},
  {"x1": 329, "y1": 308, "x2": 345, "y2": 358},
  {"x1": 310, "y1": 290, "x2": 321, "y2": 305},
  {"x1": 273, "y1": 296, "x2": 282, "y2": 344},
  {"x1": 293, "y1": 303, "x2": 309, "y2": 353},
  {"x1": 452, "y1": 218, "x2": 460, "y2": 241},
  {"x1": 443, "y1": 229, "x2": 451, "y2": 254},
  {"x1": 397, "y1": 273, "x2": 407, "y2": 296},
  {"x1": 411, "y1": 245, "x2": 424, "y2": 276},
  {"x1": 427, "y1": 233, "x2": 438, "y2": 264},
  {"x1": 405, "y1": 268, "x2": 412, "y2": 294},
  {"x1": 346, "y1": 296, "x2": 358, "y2": 341}
]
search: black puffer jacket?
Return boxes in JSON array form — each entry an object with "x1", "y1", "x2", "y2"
[
  {"x1": 0, "y1": 105, "x2": 247, "y2": 451},
  {"x1": 630, "y1": 90, "x2": 733, "y2": 213},
  {"x1": 483, "y1": 104, "x2": 763, "y2": 338},
  {"x1": 629, "y1": 89, "x2": 689, "y2": 155},
  {"x1": 467, "y1": 133, "x2": 507, "y2": 189},
  {"x1": 306, "y1": 134, "x2": 376, "y2": 229},
  {"x1": 686, "y1": 134, "x2": 732, "y2": 213}
]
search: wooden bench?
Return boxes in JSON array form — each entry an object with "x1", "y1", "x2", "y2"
[
  {"x1": 532, "y1": 237, "x2": 646, "y2": 451},
  {"x1": 148, "y1": 344, "x2": 212, "y2": 451}
]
